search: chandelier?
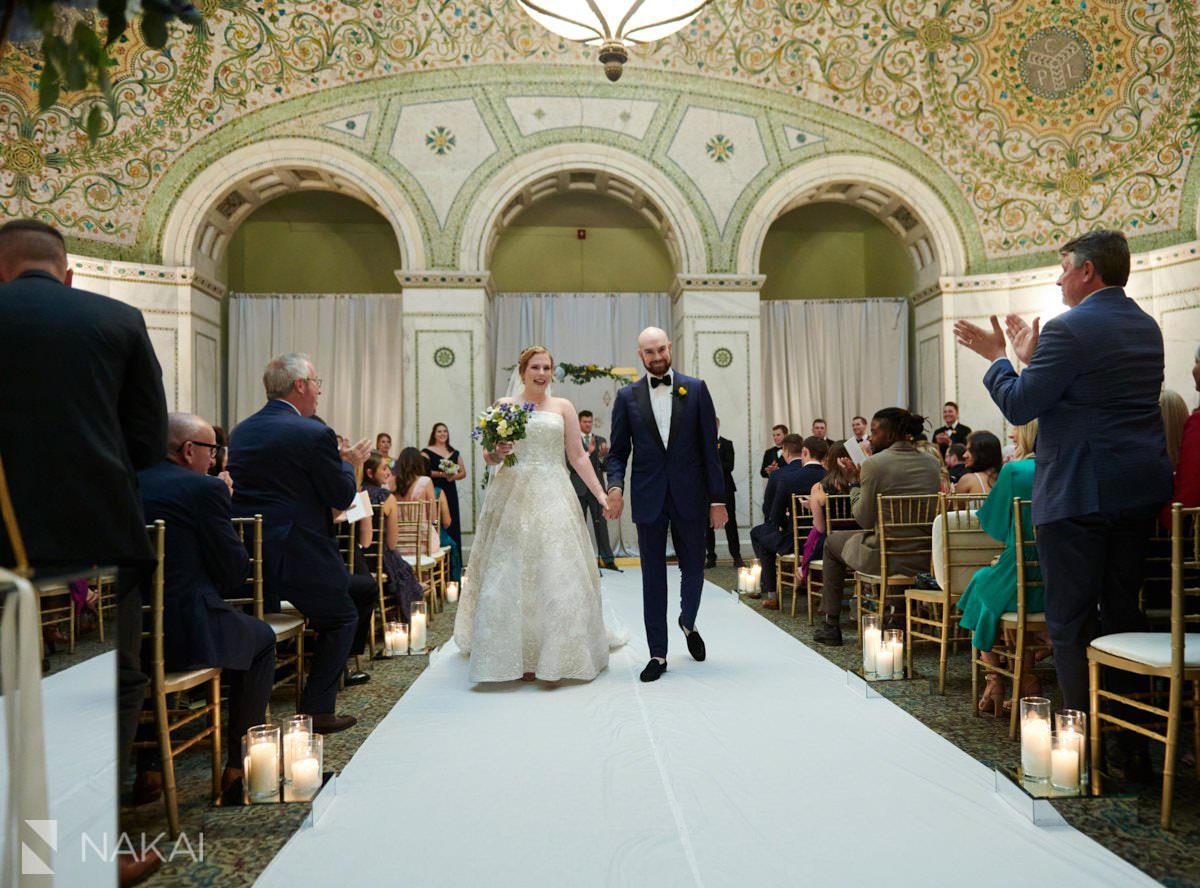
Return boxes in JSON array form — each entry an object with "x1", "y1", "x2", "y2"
[{"x1": 516, "y1": 0, "x2": 711, "y2": 82}]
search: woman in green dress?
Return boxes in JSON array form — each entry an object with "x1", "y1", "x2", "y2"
[{"x1": 955, "y1": 421, "x2": 1043, "y2": 713}]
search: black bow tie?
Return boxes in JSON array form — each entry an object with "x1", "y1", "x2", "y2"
[{"x1": 650, "y1": 375, "x2": 671, "y2": 389}]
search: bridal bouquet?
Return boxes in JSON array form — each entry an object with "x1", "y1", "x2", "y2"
[{"x1": 472, "y1": 401, "x2": 535, "y2": 468}]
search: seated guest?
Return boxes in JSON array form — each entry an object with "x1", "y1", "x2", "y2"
[
  {"x1": 797, "y1": 442, "x2": 855, "y2": 590},
  {"x1": 955, "y1": 421, "x2": 1044, "y2": 712},
  {"x1": 1162, "y1": 350, "x2": 1200, "y2": 524},
  {"x1": 915, "y1": 439, "x2": 951, "y2": 492},
  {"x1": 760, "y1": 424, "x2": 788, "y2": 477},
  {"x1": 1160, "y1": 389, "x2": 1189, "y2": 471},
  {"x1": 933, "y1": 401, "x2": 971, "y2": 456},
  {"x1": 816, "y1": 408, "x2": 941, "y2": 645},
  {"x1": 362, "y1": 455, "x2": 426, "y2": 621},
  {"x1": 393, "y1": 446, "x2": 444, "y2": 554},
  {"x1": 228, "y1": 353, "x2": 371, "y2": 734},
  {"x1": 944, "y1": 443, "x2": 968, "y2": 484},
  {"x1": 751, "y1": 434, "x2": 828, "y2": 609},
  {"x1": 952, "y1": 431, "x2": 1003, "y2": 495},
  {"x1": 139, "y1": 412, "x2": 276, "y2": 791}
]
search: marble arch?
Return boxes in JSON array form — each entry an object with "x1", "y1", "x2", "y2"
[
  {"x1": 735, "y1": 155, "x2": 969, "y2": 282},
  {"x1": 160, "y1": 137, "x2": 427, "y2": 277},
  {"x1": 458, "y1": 144, "x2": 708, "y2": 277}
]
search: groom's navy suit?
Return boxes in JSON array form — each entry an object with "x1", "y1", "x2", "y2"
[{"x1": 606, "y1": 372, "x2": 724, "y2": 658}]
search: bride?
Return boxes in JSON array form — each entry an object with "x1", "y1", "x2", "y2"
[{"x1": 453, "y1": 345, "x2": 625, "y2": 683}]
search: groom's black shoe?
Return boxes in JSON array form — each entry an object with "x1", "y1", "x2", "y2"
[
  {"x1": 601, "y1": 560, "x2": 623, "y2": 572},
  {"x1": 640, "y1": 659, "x2": 667, "y2": 682},
  {"x1": 679, "y1": 617, "x2": 706, "y2": 661}
]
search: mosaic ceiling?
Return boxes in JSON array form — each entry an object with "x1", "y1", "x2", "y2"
[{"x1": 0, "y1": 0, "x2": 1197, "y2": 269}]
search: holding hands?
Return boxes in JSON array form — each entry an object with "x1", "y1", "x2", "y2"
[
  {"x1": 953, "y1": 314, "x2": 1040, "y2": 364},
  {"x1": 604, "y1": 488, "x2": 624, "y2": 521}
]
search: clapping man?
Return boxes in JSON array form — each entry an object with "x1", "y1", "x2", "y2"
[
  {"x1": 954, "y1": 230, "x2": 1171, "y2": 716},
  {"x1": 760, "y1": 424, "x2": 788, "y2": 477},
  {"x1": 228, "y1": 353, "x2": 372, "y2": 734},
  {"x1": 751, "y1": 435, "x2": 828, "y2": 608},
  {"x1": 570, "y1": 410, "x2": 619, "y2": 571},
  {"x1": 933, "y1": 401, "x2": 971, "y2": 456}
]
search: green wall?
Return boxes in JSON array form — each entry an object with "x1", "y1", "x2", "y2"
[
  {"x1": 759, "y1": 203, "x2": 915, "y2": 300},
  {"x1": 490, "y1": 192, "x2": 675, "y2": 292},
  {"x1": 226, "y1": 191, "x2": 403, "y2": 292}
]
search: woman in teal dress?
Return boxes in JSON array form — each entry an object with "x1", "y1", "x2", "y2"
[
  {"x1": 955, "y1": 422, "x2": 1043, "y2": 713},
  {"x1": 435, "y1": 487, "x2": 463, "y2": 582}
]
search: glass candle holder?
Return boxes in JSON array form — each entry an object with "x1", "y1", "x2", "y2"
[
  {"x1": 243, "y1": 724, "x2": 281, "y2": 801},
  {"x1": 861, "y1": 614, "x2": 882, "y2": 678},
  {"x1": 749, "y1": 560, "x2": 762, "y2": 592},
  {"x1": 1051, "y1": 730, "x2": 1082, "y2": 793},
  {"x1": 282, "y1": 714, "x2": 312, "y2": 783},
  {"x1": 410, "y1": 601, "x2": 428, "y2": 652},
  {"x1": 1020, "y1": 697, "x2": 1052, "y2": 784},
  {"x1": 289, "y1": 733, "x2": 324, "y2": 800},
  {"x1": 882, "y1": 629, "x2": 904, "y2": 680},
  {"x1": 383, "y1": 621, "x2": 405, "y2": 658},
  {"x1": 446, "y1": 581, "x2": 459, "y2": 603},
  {"x1": 1056, "y1": 709, "x2": 1088, "y2": 788}
]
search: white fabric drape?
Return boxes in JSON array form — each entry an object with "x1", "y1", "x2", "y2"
[
  {"x1": 761, "y1": 299, "x2": 910, "y2": 441},
  {"x1": 228, "y1": 293, "x2": 403, "y2": 440},
  {"x1": 490, "y1": 293, "x2": 671, "y2": 554}
]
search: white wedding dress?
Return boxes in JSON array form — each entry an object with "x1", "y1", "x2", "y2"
[{"x1": 454, "y1": 410, "x2": 627, "y2": 682}]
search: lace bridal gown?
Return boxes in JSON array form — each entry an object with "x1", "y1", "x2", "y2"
[{"x1": 454, "y1": 410, "x2": 627, "y2": 682}]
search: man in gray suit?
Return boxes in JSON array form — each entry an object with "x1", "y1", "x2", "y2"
[
  {"x1": 954, "y1": 229, "x2": 1172, "y2": 713},
  {"x1": 815, "y1": 408, "x2": 941, "y2": 646},
  {"x1": 570, "y1": 410, "x2": 619, "y2": 570}
]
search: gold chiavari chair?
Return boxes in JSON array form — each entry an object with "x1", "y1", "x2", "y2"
[
  {"x1": 1140, "y1": 518, "x2": 1178, "y2": 630},
  {"x1": 906, "y1": 493, "x2": 999, "y2": 693},
  {"x1": 854, "y1": 493, "x2": 940, "y2": 643},
  {"x1": 777, "y1": 493, "x2": 814, "y2": 610},
  {"x1": 363, "y1": 502, "x2": 392, "y2": 659},
  {"x1": 397, "y1": 499, "x2": 440, "y2": 624},
  {"x1": 134, "y1": 520, "x2": 222, "y2": 839},
  {"x1": 94, "y1": 572, "x2": 119, "y2": 641},
  {"x1": 36, "y1": 581, "x2": 75, "y2": 654},
  {"x1": 801, "y1": 494, "x2": 855, "y2": 622},
  {"x1": 969, "y1": 498, "x2": 1050, "y2": 736},
  {"x1": 231, "y1": 515, "x2": 305, "y2": 707},
  {"x1": 1089, "y1": 503, "x2": 1200, "y2": 828}
]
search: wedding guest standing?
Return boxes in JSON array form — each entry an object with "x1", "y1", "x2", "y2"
[
  {"x1": 706, "y1": 418, "x2": 744, "y2": 569},
  {"x1": 954, "y1": 229, "x2": 1172, "y2": 712},
  {"x1": 423, "y1": 422, "x2": 466, "y2": 551},
  {"x1": 375, "y1": 432, "x2": 395, "y2": 469},
  {"x1": 570, "y1": 410, "x2": 618, "y2": 571},
  {"x1": 1161, "y1": 349, "x2": 1200, "y2": 524}
]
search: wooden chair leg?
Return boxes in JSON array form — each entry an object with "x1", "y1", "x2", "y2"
[
  {"x1": 1089, "y1": 660, "x2": 1102, "y2": 796},
  {"x1": 156, "y1": 693, "x2": 181, "y2": 839},
  {"x1": 936, "y1": 603, "x2": 951, "y2": 694},
  {"x1": 970, "y1": 648, "x2": 979, "y2": 718},
  {"x1": 211, "y1": 676, "x2": 223, "y2": 800},
  {"x1": 1162, "y1": 677, "x2": 1181, "y2": 829},
  {"x1": 1193, "y1": 680, "x2": 1200, "y2": 779},
  {"x1": 806, "y1": 573, "x2": 817, "y2": 625},
  {"x1": 295, "y1": 634, "x2": 305, "y2": 709},
  {"x1": 904, "y1": 596, "x2": 913, "y2": 680}
]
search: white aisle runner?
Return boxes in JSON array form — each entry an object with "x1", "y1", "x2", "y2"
[{"x1": 257, "y1": 570, "x2": 1152, "y2": 888}]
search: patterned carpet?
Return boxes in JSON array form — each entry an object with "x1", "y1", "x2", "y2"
[{"x1": 117, "y1": 566, "x2": 1198, "y2": 887}]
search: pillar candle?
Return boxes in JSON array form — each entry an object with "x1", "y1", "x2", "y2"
[
  {"x1": 446, "y1": 582, "x2": 459, "y2": 603},
  {"x1": 889, "y1": 640, "x2": 904, "y2": 679},
  {"x1": 248, "y1": 740, "x2": 278, "y2": 797},
  {"x1": 1051, "y1": 745, "x2": 1079, "y2": 791},
  {"x1": 283, "y1": 730, "x2": 309, "y2": 781},
  {"x1": 292, "y1": 757, "x2": 321, "y2": 793},
  {"x1": 410, "y1": 613, "x2": 427, "y2": 651},
  {"x1": 875, "y1": 645, "x2": 894, "y2": 679},
  {"x1": 1021, "y1": 718, "x2": 1052, "y2": 780},
  {"x1": 750, "y1": 563, "x2": 762, "y2": 591},
  {"x1": 862, "y1": 627, "x2": 881, "y2": 675}
]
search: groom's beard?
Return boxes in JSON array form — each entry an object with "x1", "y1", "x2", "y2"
[{"x1": 643, "y1": 356, "x2": 671, "y2": 376}]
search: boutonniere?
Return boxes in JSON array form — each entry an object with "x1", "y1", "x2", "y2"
[{"x1": 675, "y1": 385, "x2": 687, "y2": 397}]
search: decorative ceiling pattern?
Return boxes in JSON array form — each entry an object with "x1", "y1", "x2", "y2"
[{"x1": 0, "y1": 0, "x2": 1196, "y2": 268}]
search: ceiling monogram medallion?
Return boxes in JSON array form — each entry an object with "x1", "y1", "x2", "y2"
[{"x1": 1019, "y1": 26, "x2": 1093, "y2": 100}]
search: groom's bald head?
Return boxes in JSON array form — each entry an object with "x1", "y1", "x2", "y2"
[{"x1": 637, "y1": 327, "x2": 672, "y2": 376}]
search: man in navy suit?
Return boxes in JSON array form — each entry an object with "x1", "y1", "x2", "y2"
[
  {"x1": 751, "y1": 435, "x2": 829, "y2": 609},
  {"x1": 605, "y1": 327, "x2": 727, "y2": 682},
  {"x1": 955, "y1": 229, "x2": 1172, "y2": 712},
  {"x1": 139, "y1": 413, "x2": 275, "y2": 789},
  {"x1": 228, "y1": 353, "x2": 372, "y2": 733}
]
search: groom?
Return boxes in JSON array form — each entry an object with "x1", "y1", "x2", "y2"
[{"x1": 605, "y1": 327, "x2": 727, "y2": 682}]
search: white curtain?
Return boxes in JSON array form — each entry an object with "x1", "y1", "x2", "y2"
[
  {"x1": 490, "y1": 292, "x2": 671, "y2": 554},
  {"x1": 761, "y1": 299, "x2": 910, "y2": 441},
  {"x1": 228, "y1": 293, "x2": 403, "y2": 441}
]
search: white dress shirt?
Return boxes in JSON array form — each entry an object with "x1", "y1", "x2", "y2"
[{"x1": 648, "y1": 374, "x2": 673, "y2": 447}]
